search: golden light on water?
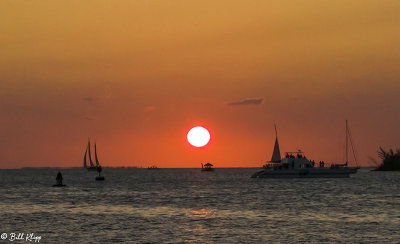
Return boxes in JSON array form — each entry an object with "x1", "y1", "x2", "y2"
[{"x1": 189, "y1": 209, "x2": 216, "y2": 218}]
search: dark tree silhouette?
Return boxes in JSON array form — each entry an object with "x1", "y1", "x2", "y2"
[{"x1": 375, "y1": 147, "x2": 400, "y2": 171}]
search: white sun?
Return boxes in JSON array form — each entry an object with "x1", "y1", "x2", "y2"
[{"x1": 187, "y1": 126, "x2": 210, "y2": 147}]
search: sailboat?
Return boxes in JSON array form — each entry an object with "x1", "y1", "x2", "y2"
[
  {"x1": 262, "y1": 124, "x2": 281, "y2": 168},
  {"x1": 83, "y1": 139, "x2": 105, "y2": 180},
  {"x1": 83, "y1": 139, "x2": 100, "y2": 171},
  {"x1": 342, "y1": 120, "x2": 360, "y2": 173}
]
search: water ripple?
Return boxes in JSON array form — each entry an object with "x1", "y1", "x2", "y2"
[{"x1": 0, "y1": 168, "x2": 399, "y2": 243}]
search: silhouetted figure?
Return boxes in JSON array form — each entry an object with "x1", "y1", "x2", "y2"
[
  {"x1": 56, "y1": 171, "x2": 63, "y2": 185},
  {"x1": 95, "y1": 166, "x2": 105, "y2": 181},
  {"x1": 96, "y1": 166, "x2": 103, "y2": 177}
]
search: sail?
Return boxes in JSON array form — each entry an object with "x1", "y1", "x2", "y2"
[
  {"x1": 83, "y1": 148, "x2": 88, "y2": 168},
  {"x1": 88, "y1": 140, "x2": 94, "y2": 167},
  {"x1": 270, "y1": 124, "x2": 281, "y2": 163},
  {"x1": 94, "y1": 143, "x2": 100, "y2": 167},
  {"x1": 271, "y1": 137, "x2": 281, "y2": 162}
]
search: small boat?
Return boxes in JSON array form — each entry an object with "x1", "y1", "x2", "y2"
[
  {"x1": 95, "y1": 166, "x2": 105, "y2": 181},
  {"x1": 251, "y1": 124, "x2": 356, "y2": 178},
  {"x1": 52, "y1": 184, "x2": 67, "y2": 187},
  {"x1": 201, "y1": 162, "x2": 214, "y2": 171},
  {"x1": 83, "y1": 139, "x2": 105, "y2": 181},
  {"x1": 147, "y1": 165, "x2": 159, "y2": 170},
  {"x1": 95, "y1": 175, "x2": 105, "y2": 181},
  {"x1": 52, "y1": 171, "x2": 66, "y2": 187}
]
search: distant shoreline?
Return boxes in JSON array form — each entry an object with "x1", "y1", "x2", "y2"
[{"x1": 0, "y1": 166, "x2": 376, "y2": 170}]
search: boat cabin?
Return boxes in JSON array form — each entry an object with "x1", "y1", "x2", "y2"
[
  {"x1": 281, "y1": 152, "x2": 314, "y2": 169},
  {"x1": 202, "y1": 162, "x2": 214, "y2": 171}
]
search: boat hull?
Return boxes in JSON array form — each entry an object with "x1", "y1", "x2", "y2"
[
  {"x1": 347, "y1": 167, "x2": 360, "y2": 174},
  {"x1": 52, "y1": 184, "x2": 67, "y2": 187},
  {"x1": 85, "y1": 167, "x2": 99, "y2": 172},
  {"x1": 251, "y1": 168, "x2": 352, "y2": 178}
]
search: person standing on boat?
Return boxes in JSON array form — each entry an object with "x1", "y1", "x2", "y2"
[
  {"x1": 56, "y1": 171, "x2": 63, "y2": 185},
  {"x1": 96, "y1": 165, "x2": 102, "y2": 177}
]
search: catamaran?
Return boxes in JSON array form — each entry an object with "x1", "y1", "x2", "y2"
[{"x1": 251, "y1": 122, "x2": 359, "y2": 178}]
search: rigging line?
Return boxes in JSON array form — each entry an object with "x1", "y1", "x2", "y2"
[{"x1": 348, "y1": 126, "x2": 359, "y2": 166}]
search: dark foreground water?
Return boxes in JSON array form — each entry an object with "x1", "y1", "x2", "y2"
[{"x1": 0, "y1": 168, "x2": 399, "y2": 243}]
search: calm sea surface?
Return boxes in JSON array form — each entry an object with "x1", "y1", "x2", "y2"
[{"x1": 0, "y1": 168, "x2": 399, "y2": 243}]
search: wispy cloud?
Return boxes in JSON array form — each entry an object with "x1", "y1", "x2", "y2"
[
  {"x1": 228, "y1": 98, "x2": 263, "y2": 106},
  {"x1": 143, "y1": 105, "x2": 156, "y2": 113},
  {"x1": 82, "y1": 97, "x2": 94, "y2": 102}
]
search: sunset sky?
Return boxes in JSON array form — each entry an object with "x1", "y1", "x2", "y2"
[{"x1": 1, "y1": 0, "x2": 399, "y2": 168}]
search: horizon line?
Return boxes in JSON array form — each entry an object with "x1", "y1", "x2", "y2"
[{"x1": 0, "y1": 166, "x2": 375, "y2": 170}]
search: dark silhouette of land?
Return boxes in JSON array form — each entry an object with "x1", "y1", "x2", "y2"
[{"x1": 375, "y1": 147, "x2": 400, "y2": 171}]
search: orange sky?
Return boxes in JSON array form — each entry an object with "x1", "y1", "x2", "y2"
[{"x1": 1, "y1": 0, "x2": 400, "y2": 168}]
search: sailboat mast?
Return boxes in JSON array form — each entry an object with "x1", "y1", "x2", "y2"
[
  {"x1": 345, "y1": 120, "x2": 348, "y2": 165},
  {"x1": 347, "y1": 121, "x2": 359, "y2": 167}
]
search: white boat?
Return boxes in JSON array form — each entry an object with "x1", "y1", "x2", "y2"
[{"x1": 251, "y1": 123, "x2": 358, "y2": 178}]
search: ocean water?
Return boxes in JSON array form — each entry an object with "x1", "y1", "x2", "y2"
[{"x1": 0, "y1": 168, "x2": 399, "y2": 243}]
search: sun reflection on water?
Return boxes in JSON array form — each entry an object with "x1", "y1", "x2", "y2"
[{"x1": 187, "y1": 209, "x2": 216, "y2": 219}]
